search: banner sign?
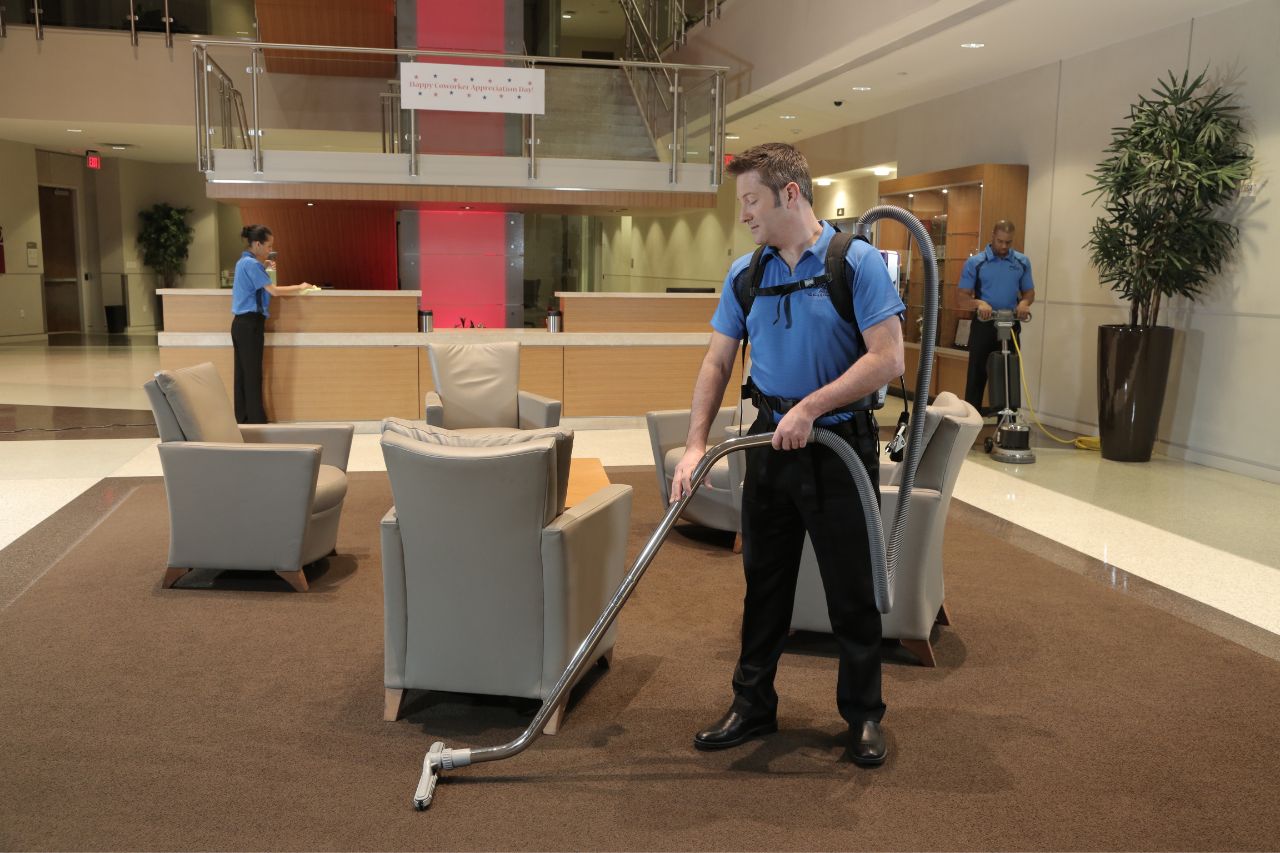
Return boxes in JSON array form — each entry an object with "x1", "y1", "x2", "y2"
[{"x1": 400, "y1": 63, "x2": 545, "y2": 115}]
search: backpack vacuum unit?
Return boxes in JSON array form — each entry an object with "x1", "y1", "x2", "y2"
[{"x1": 408, "y1": 205, "x2": 942, "y2": 812}]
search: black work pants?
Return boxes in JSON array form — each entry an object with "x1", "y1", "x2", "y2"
[
  {"x1": 734, "y1": 412, "x2": 885, "y2": 727},
  {"x1": 964, "y1": 318, "x2": 1020, "y2": 414},
  {"x1": 231, "y1": 312, "x2": 267, "y2": 424}
]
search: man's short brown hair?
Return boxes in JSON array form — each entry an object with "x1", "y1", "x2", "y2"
[{"x1": 726, "y1": 142, "x2": 814, "y2": 205}]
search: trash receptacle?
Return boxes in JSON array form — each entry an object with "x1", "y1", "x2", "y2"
[
  {"x1": 418, "y1": 309, "x2": 434, "y2": 333},
  {"x1": 105, "y1": 305, "x2": 127, "y2": 334}
]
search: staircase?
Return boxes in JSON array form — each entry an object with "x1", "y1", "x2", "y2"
[{"x1": 535, "y1": 65, "x2": 659, "y2": 161}]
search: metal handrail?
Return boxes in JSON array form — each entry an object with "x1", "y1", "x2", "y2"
[
  {"x1": 192, "y1": 39, "x2": 726, "y2": 183},
  {"x1": 189, "y1": 38, "x2": 727, "y2": 72}
]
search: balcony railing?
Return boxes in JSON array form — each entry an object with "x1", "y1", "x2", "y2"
[
  {"x1": 2, "y1": 0, "x2": 255, "y2": 45},
  {"x1": 191, "y1": 39, "x2": 728, "y2": 187}
]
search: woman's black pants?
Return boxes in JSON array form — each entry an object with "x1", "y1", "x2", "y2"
[
  {"x1": 733, "y1": 412, "x2": 885, "y2": 727},
  {"x1": 231, "y1": 312, "x2": 267, "y2": 424}
]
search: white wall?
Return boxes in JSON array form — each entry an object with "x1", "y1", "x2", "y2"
[
  {"x1": 0, "y1": 141, "x2": 46, "y2": 340},
  {"x1": 797, "y1": 0, "x2": 1279, "y2": 481}
]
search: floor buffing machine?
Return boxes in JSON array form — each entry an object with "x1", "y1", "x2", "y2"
[{"x1": 982, "y1": 309, "x2": 1035, "y2": 464}]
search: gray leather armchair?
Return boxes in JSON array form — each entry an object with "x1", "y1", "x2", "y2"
[
  {"x1": 646, "y1": 400, "x2": 757, "y2": 537},
  {"x1": 379, "y1": 425, "x2": 632, "y2": 734},
  {"x1": 788, "y1": 392, "x2": 982, "y2": 665},
  {"x1": 143, "y1": 362, "x2": 353, "y2": 592},
  {"x1": 425, "y1": 341, "x2": 560, "y2": 430}
]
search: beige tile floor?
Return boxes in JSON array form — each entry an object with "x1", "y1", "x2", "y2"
[{"x1": 2, "y1": 340, "x2": 1278, "y2": 634}]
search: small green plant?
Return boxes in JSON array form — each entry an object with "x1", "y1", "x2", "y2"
[
  {"x1": 137, "y1": 203, "x2": 194, "y2": 287},
  {"x1": 1086, "y1": 69, "x2": 1253, "y2": 327}
]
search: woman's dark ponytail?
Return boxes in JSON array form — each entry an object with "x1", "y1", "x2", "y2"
[{"x1": 241, "y1": 224, "x2": 272, "y2": 245}]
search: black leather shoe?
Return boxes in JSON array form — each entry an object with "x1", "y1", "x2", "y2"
[
  {"x1": 693, "y1": 709, "x2": 778, "y2": 751},
  {"x1": 848, "y1": 720, "x2": 887, "y2": 767}
]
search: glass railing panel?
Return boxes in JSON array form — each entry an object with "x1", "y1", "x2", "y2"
[
  {"x1": 11, "y1": 0, "x2": 214, "y2": 34},
  {"x1": 193, "y1": 40, "x2": 725, "y2": 184}
]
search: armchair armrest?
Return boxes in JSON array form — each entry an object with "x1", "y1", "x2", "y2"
[
  {"x1": 239, "y1": 423, "x2": 355, "y2": 471},
  {"x1": 424, "y1": 391, "x2": 444, "y2": 427},
  {"x1": 380, "y1": 507, "x2": 408, "y2": 687},
  {"x1": 540, "y1": 484, "x2": 634, "y2": 686},
  {"x1": 518, "y1": 390, "x2": 562, "y2": 428},
  {"x1": 157, "y1": 442, "x2": 321, "y2": 572}
]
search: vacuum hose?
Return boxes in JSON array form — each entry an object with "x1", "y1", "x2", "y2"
[{"x1": 854, "y1": 206, "x2": 939, "y2": 612}]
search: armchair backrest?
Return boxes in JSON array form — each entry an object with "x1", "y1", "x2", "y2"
[
  {"x1": 902, "y1": 392, "x2": 981, "y2": 495},
  {"x1": 144, "y1": 362, "x2": 242, "y2": 444},
  {"x1": 427, "y1": 341, "x2": 520, "y2": 429},
  {"x1": 380, "y1": 430, "x2": 559, "y2": 696},
  {"x1": 382, "y1": 417, "x2": 574, "y2": 514}
]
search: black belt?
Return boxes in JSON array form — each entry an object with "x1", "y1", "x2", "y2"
[
  {"x1": 233, "y1": 311, "x2": 266, "y2": 318},
  {"x1": 743, "y1": 377, "x2": 879, "y2": 421}
]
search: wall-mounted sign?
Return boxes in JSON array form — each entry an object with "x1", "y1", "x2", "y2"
[
  {"x1": 836, "y1": 207, "x2": 845, "y2": 217},
  {"x1": 85, "y1": 150, "x2": 102, "y2": 170},
  {"x1": 400, "y1": 62, "x2": 545, "y2": 115}
]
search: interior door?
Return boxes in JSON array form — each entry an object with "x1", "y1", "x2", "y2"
[{"x1": 38, "y1": 186, "x2": 81, "y2": 334}]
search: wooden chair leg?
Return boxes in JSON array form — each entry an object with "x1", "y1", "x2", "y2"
[
  {"x1": 936, "y1": 603, "x2": 951, "y2": 626},
  {"x1": 162, "y1": 567, "x2": 189, "y2": 589},
  {"x1": 542, "y1": 703, "x2": 564, "y2": 736},
  {"x1": 732, "y1": 532, "x2": 742, "y2": 554},
  {"x1": 275, "y1": 569, "x2": 309, "y2": 592},
  {"x1": 900, "y1": 638, "x2": 937, "y2": 668},
  {"x1": 383, "y1": 688, "x2": 405, "y2": 722}
]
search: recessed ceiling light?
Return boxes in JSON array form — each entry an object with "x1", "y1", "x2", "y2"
[
  {"x1": 306, "y1": 202, "x2": 315, "y2": 207},
  {"x1": 725, "y1": 133, "x2": 740, "y2": 140},
  {"x1": 850, "y1": 86, "x2": 872, "y2": 92},
  {"x1": 873, "y1": 167, "x2": 893, "y2": 176},
  {"x1": 961, "y1": 42, "x2": 985, "y2": 49},
  {"x1": 66, "y1": 128, "x2": 83, "y2": 133},
  {"x1": 908, "y1": 193, "x2": 915, "y2": 198},
  {"x1": 779, "y1": 114, "x2": 797, "y2": 120},
  {"x1": 815, "y1": 179, "x2": 833, "y2": 187},
  {"x1": 562, "y1": 10, "x2": 574, "y2": 18},
  {"x1": 942, "y1": 189, "x2": 949, "y2": 194},
  {"x1": 111, "y1": 145, "x2": 127, "y2": 150},
  {"x1": 463, "y1": 205, "x2": 472, "y2": 210}
]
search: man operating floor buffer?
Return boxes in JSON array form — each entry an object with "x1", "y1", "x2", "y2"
[{"x1": 981, "y1": 308, "x2": 1035, "y2": 464}]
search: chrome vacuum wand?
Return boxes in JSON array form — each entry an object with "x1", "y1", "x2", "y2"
[{"x1": 413, "y1": 428, "x2": 884, "y2": 810}]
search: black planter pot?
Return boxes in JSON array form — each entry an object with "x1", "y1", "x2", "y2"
[{"x1": 1096, "y1": 324, "x2": 1174, "y2": 462}]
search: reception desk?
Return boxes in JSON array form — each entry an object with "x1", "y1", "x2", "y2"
[
  {"x1": 556, "y1": 291, "x2": 719, "y2": 333},
  {"x1": 158, "y1": 290, "x2": 735, "y2": 422}
]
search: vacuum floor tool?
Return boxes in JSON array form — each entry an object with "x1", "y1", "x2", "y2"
[
  {"x1": 982, "y1": 309, "x2": 1035, "y2": 464},
  {"x1": 408, "y1": 204, "x2": 942, "y2": 812}
]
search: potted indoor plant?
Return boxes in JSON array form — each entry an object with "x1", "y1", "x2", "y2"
[
  {"x1": 137, "y1": 202, "x2": 194, "y2": 288},
  {"x1": 137, "y1": 203, "x2": 194, "y2": 332},
  {"x1": 1086, "y1": 69, "x2": 1253, "y2": 462}
]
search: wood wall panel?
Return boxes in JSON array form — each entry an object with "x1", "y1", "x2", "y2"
[
  {"x1": 563, "y1": 346, "x2": 739, "y2": 417},
  {"x1": 236, "y1": 203, "x2": 397, "y2": 291},
  {"x1": 559, "y1": 295, "x2": 718, "y2": 333},
  {"x1": 256, "y1": 0, "x2": 397, "y2": 78},
  {"x1": 160, "y1": 346, "x2": 420, "y2": 421},
  {"x1": 162, "y1": 292, "x2": 417, "y2": 332}
]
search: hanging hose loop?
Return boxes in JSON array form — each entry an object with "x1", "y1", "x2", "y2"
[{"x1": 854, "y1": 205, "x2": 939, "y2": 608}]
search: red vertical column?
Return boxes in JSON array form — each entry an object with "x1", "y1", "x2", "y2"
[{"x1": 412, "y1": 0, "x2": 514, "y2": 324}]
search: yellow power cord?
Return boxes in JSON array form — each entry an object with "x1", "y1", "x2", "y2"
[{"x1": 1008, "y1": 332, "x2": 1101, "y2": 452}]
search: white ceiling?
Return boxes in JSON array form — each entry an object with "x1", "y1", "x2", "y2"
[{"x1": 708, "y1": 0, "x2": 1255, "y2": 152}]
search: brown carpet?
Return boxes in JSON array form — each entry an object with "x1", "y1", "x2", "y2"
[{"x1": 1, "y1": 470, "x2": 1278, "y2": 851}]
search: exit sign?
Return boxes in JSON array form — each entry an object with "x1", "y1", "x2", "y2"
[{"x1": 85, "y1": 151, "x2": 102, "y2": 170}]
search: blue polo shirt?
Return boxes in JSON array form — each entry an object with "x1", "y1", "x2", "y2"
[
  {"x1": 958, "y1": 245, "x2": 1033, "y2": 311},
  {"x1": 231, "y1": 251, "x2": 272, "y2": 317},
  {"x1": 710, "y1": 222, "x2": 905, "y2": 424}
]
